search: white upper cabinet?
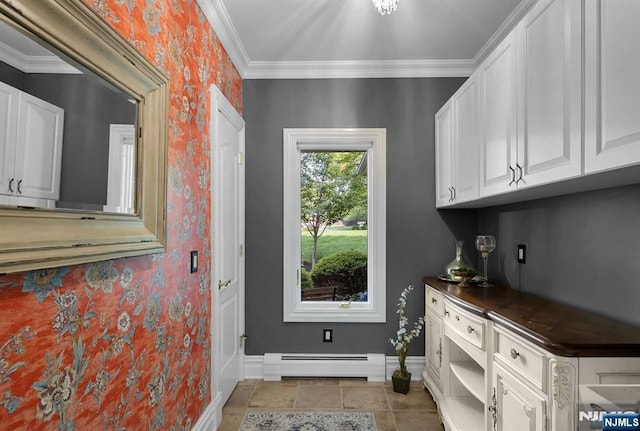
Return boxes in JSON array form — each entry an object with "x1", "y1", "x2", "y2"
[
  {"x1": 0, "y1": 82, "x2": 19, "y2": 198},
  {"x1": 516, "y1": 0, "x2": 582, "y2": 188},
  {"x1": 435, "y1": 100, "x2": 455, "y2": 207},
  {"x1": 584, "y1": 0, "x2": 640, "y2": 173},
  {"x1": 453, "y1": 74, "x2": 479, "y2": 203},
  {"x1": 436, "y1": 0, "x2": 639, "y2": 207},
  {"x1": 435, "y1": 73, "x2": 479, "y2": 208},
  {"x1": 478, "y1": 30, "x2": 518, "y2": 198},
  {"x1": 0, "y1": 81, "x2": 64, "y2": 206}
]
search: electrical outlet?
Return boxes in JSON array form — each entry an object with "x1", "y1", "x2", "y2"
[
  {"x1": 517, "y1": 244, "x2": 526, "y2": 264},
  {"x1": 323, "y1": 329, "x2": 333, "y2": 343}
]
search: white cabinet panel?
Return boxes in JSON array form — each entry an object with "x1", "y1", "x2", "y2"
[
  {"x1": 435, "y1": 101, "x2": 454, "y2": 207},
  {"x1": 0, "y1": 82, "x2": 18, "y2": 197},
  {"x1": 0, "y1": 82, "x2": 64, "y2": 205},
  {"x1": 453, "y1": 75, "x2": 479, "y2": 203},
  {"x1": 435, "y1": 74, "x2": 479, "y2": 207},
  {"x1": 479, "y1": 30, "x2": 518, "y2": 197},
  {"x1": 493, "y1": 362, "x2": 546, "y2": 431},
  {"x1": 426, "y1": 310, "x2": 443, "y2": 389},
  {"x1": 517, "y1": 0, "x2": 582, "y2": 187},
  {"x1": 585, "y1": 0, "x2": 640, "y2": 173},
  {"x1": 16, "y1": 93, "x2": 64, "y2": 200}
]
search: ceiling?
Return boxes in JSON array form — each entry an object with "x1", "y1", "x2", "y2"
[{"x1": 198, "y1": 0, "x2": 533, "y2": 79}]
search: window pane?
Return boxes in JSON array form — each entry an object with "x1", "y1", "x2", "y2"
[{"x1": 299, "y1": 150, "x2": 368, "y2": 302}]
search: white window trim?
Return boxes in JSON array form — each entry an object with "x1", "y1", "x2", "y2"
[{"x1": 283, "y1": 128, "x2": 386, "y2": 323}]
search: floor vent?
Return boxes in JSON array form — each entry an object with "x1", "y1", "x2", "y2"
[{"x1": 263, "y1": 353, "x2": 386, "y2": 381}]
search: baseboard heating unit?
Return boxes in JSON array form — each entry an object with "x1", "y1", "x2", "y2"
[{"x1": 263, "y1": 353, "x2": 386, "y2": 381}]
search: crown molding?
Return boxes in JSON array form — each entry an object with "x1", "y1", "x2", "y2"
[
  {"x1": 243, "y1": 59, "x2": 475, "y2": 80},
  {"x1": 197, "y1": 0, "x2": 536, "y2": 80},
  {"x1": 196, "y1": 0, "x2": 250, "y2": 77},
  {"x1": 0, "y1": 41, "x2": 80, "y2": 74},
  {"x1": 473, "y1": 0, "x2": 537, "y2": 65}
]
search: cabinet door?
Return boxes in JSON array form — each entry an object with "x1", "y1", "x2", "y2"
[
  {"x1": 0, "y1": 82, "x2": 18, "y2": 197},
  {"x1": 435, "y1": 101, "x2": 454, "y2": 207},
  {"x1": 517, "y1": 0, "x2": 582, "y2": 188},
  {"x1": 15, "y1": 92, "x2": 64, "y2": 201},
  {"x1": 479, "y1": 30, "x2": 518, "y2": 198},
  {"x1": 453, "y1": 73, "x2": 479, "y2": 203},
  {"x1": 584, "y1": 0, "x2": 640, "y2": 173},
  {"x1": 426, "y1": 310, "x2": 443, "y2": 388},
  {"x1": 492, "y1": 363, "x2": 546, "y2": 431}
]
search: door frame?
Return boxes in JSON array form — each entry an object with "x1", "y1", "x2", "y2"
[{"x1": 210, "y1": 85, "x2": 245, "y2": 427}]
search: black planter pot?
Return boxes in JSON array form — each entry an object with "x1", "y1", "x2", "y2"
[{"x1": 391, "y1": 371, "x2": 412, "y2": 394}]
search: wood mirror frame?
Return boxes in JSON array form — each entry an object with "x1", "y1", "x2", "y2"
[{"x1": 0, "y1": 0, "x2": 168, "y2": 273}]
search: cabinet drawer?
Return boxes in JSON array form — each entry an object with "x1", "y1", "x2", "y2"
[
  {"x1": 494, "y1": 326, "x2": 546, "y2": 392},
  {"x1": 443, "y1": 300, "x2": 485, "y2": 350},
  {"x1": 426, "y1": 285, "x2": 444, "y2": 316}
]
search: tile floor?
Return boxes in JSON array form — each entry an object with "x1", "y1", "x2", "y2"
[{"x1": 218, "y1": 378, "x2": 445, "y2": 431}]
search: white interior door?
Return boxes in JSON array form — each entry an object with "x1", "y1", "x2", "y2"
[{"x1": 211, "y1": 86, "x2": 245, "y2": 421}]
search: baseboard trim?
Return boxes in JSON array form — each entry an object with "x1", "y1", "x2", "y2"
[
  {"x1": 191, "y1": 399, "x2": 217, "y2": 431},
  {"x1": 244, "y1": 354, "x2": 425, "y2": 381}
]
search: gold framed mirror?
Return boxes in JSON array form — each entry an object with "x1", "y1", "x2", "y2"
[{"x1": 0, "y1": 0, "x2": 168, "y2": 273}]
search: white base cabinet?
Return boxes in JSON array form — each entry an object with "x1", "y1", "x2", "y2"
[{"x1": 423, "y1": 283, "x2": 640, "y2": 431}]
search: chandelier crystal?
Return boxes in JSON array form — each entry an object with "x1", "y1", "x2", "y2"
[{"x1": 372, "y1": 0, "x2": 398, "y2": 15}]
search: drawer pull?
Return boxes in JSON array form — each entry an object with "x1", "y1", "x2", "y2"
[
  {"x1": 455, "y1": 315, "x2": 460, "y2": 321},
  {"x1": 467, "y1": 325, "x2": 475, "y2": 334},
  {"x1": 431, "y1": 298, "x2": 437, "y2": 304},
  {"x1": 510, "y1": 348, "x2": 520, "y2": 359}
]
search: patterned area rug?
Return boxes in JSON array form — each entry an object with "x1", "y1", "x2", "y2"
[{"x1": 239, "y1": 411, "x2": 378, "y2": 431}]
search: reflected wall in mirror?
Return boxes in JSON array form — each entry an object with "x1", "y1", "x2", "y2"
[
  {"x1": 0, "y1": 0, "x2": 168, "y2": 273},
  {"x1": 0, "y1": 20, "x2": 138, "y2": 213}
]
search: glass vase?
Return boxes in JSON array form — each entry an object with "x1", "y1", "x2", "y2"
[{"x1": 443, "y1": 240, "x2": 476, "y2": 282}]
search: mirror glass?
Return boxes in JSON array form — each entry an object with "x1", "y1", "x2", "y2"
[{"x1": 0, "y1": 19, "x2": 138, "y2": 214}]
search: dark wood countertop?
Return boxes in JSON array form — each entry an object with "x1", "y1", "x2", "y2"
[{"x1": 423, "y1": 276, "x2": 640, "y2": 357}]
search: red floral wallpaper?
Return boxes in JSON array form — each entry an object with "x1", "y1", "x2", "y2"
[{"x1": 0, "y1": 0, "x2": 241, "y2": 429}]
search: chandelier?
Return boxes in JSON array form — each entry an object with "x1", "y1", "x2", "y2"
[{"x1": 372, "y1": 0, "x2": 398, "y2": 15}]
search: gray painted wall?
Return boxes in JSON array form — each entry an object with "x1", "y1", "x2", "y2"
[
  {"x1": 243, "y1": 78, "x2": 477, "y2": 356},
  {"x1": 477, "y1": 183, "x2": 640, "y2": 327},
  {"x1": 0, "y1": 61, "x2": 26, "y2": 90}
]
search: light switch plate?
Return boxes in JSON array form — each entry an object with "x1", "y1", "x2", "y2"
[
  {"x1": 190, "y1": 250, "x2": 198, "y2": 273},
  {"x1": 323, "y1": 329, "x2": 333, "y2": 343},
  {"x1": 517, "y1": 244, "x2": 526, "y2": 264}
]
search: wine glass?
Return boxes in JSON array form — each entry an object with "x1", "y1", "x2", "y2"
[{"x1": 475, "y1": 235, "x2": 496, "y2": 287}]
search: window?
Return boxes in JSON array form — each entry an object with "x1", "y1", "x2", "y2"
[{"x1": 283, "y1": 128, "x2": 386, "y2": 322}]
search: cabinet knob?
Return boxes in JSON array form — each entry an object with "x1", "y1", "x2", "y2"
[
  {"x1": 455, "y1": 315, "x2": 460, "y2": 321},
  {"x1": 467, "y1": 325, "x2": 474, "y2": 334},
  {"x1": 510, "y1": 348, "x2": 520, "y2": 359},
  {"x1": 431, "y1": 298, "x2": 437, "y2": 304},
  {"x1": 8, "y1": 178, "x2": 14, "y2": 193},
  {"x1": 444, "y1": 311, "x2": 450, "y2": 317}
]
